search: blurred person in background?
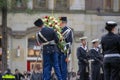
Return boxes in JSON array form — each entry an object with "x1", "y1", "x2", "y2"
[
  {"x1": 14, "y1": 69, "x2": 24, "y2": 80},
  {"x1": 2, "y1": 69, "x2": 15, "y2": 80},
  {"x1": 31, "y1": 65, "x2": 42, "y2": 80}
]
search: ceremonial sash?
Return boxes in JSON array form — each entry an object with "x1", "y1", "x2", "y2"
[
  {"x1": 62, "y1": 27, "x2": 71, "y2": 39},
  {"x1": 38, "y1": 31, "x2": 47, "y2": 42},
  {"x1": 37, "y1": 31, "x2": 56, "y2": 46}
]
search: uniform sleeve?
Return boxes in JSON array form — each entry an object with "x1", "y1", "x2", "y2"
[
  {"x1": 89, "y1": 50, "x2": 101, "y2": 62},
  {"x1": 36, "y1": 33, "x2": 41, "y2": 45},
  {"x1": 76, "y1": 47, "x2": 84, "y2": 61},
  {"x1": 53, "y1": 31, "x2": 59, "y2": 44},
  {"x1": 89, "y1": 50, "x2": 94, "y2": 59},
  {"x1": 76, "y1": 47, "x2": 80, "y2": 59},
  {"x1": 66, "y1": 30, "x2": 73, "y2": 44},
  {"x1": 100, "y1": 37, "x2": 105, "y2": 54},
  {"x1": 117, "y1": 35, "x2": 120, "y2": 53}
]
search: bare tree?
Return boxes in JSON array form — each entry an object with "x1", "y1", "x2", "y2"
[{"x1": 0, "y1": 0, "x2": 8, "y2": 72}]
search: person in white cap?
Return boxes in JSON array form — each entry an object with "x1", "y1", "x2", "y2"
[
  {"x1": 89, "y1": 39, "x2": 103, "y2": 80},
  {"x1": 76, "y1": 36, "x2": 89, "y2": 80},
  {"x1": 101, "y1": 21, "x2": 120, "y2": 80}
]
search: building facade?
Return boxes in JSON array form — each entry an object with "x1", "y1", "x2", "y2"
[{"x1": 0, "y1": 0, "x2": 120, "y2": 72}]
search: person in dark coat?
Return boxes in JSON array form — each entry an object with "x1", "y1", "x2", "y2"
[
  {"x1": 34, "y1": 18, "x2": 62, "y2": 80},
  {"x1": 89, "y1": 39, "x2": 103, "y2": 80},
  {"x1": 76, "y1": 36, "x2": 89, "y2": 80},
  {"x1": 59, "y1": 17, "x2": 73, "y2": 80},
  {"x1": 14, "y1": 69, "x2": 24, "y2": 80},
  {"x1": 31, "y1": 69, "x2": 42, "y2": 80},
  {"x1": 101, "y1": 21, "x2": 120, "y2": 80}
]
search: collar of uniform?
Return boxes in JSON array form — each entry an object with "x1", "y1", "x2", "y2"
[
  {"x1": 40, "y1": 26, "x2": 45, "y2": 31},
  {"x1": 80, "y1": 45, "x2": 87, "y2": 51},
  {"x1": 62, "y1": 26, "x2": 67, "y2": 30},
  {"x1": 108, "y1": 32, "x2": 114, "y2": 35},
  {"x1": 93, "y1": 47, "x2": 99, "y2": 52}
]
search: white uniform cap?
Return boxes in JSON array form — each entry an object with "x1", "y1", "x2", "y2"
[
  {"x1": 106, "y1": 21, "x2": 116, "y2": 24},
  {"x1": 91, "y1": 39, "x2": 99, "y2": 43},
  {"x1": 106, "y1": 21, "x2": 117, "y2": 26},
  {"x1": 79, "y1": 36, "x2": 87, "y2": 40}
]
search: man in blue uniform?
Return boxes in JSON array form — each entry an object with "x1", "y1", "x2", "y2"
[
  {"x1": 34, "y1": 18, "x2": 62, "y2": 80},
  {"x1": 101, "y1": 21, "x2": 120, "y2": 80},
  {"x1": 59, "y1": 17, "x2": 73, "y2": 80},
  {"x1": 89, "y1": 39, "x2": 103, "y2": 80},
  {"x1": 76, "y1": 36, "x2": 89, "y2": 80}
]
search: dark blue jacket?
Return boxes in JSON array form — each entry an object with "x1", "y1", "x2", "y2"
[
  {"x1": 77, "y1": 47, "x2": 88, "y2": 64},
  {"x1": 61, "y1": 26, "x2": 73, "y2": 54},
  {"x1": 36, "y1": 26, "x2": 59, "y2": 54},
  {"x1": 89, "y1": 48, "x2": 102, "y2": 64},
  {"x1": 61, "y1": 26, "x2": 73, "y2": 44},
  {"x1": 101, "y1": 32, "x2": 120, "y2": 54},
  {"x1": 101, "y1": 32, "x2": 120, "y2": 62}
]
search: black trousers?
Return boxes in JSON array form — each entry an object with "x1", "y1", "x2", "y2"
[
  {"x1": 104, "y1": 59, "x2": 120, "y2": 80},
  {"x1": 79, "y1": 63, "x2": 89, "y2": 80},
  {"x1": 91, "y1": 63, "x2": 101, "y2": 80}
]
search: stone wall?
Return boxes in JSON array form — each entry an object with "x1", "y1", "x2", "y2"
[{"x1": 1, "y1": 12, "x2": 120, "y2": 72}]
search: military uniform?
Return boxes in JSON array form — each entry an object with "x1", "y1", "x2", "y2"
[
  {"x1": 89, "y1": 39, "x2": 103, "y2": 80},
  {"x1": 34, "y1": 19, "x2": 62, "y2": 80},
  {"x1": 77, "y1": 37, "x2": 89, "y2": 80},
  {"x1": 59, "y1": 17, "x2": 73, "y2": 80},
  {"x1": 101, "y1": 21, "x2": 120, "y2": 80}
]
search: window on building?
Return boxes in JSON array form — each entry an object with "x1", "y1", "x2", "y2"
[
  {"x1": 33, "y1": 0, "x2": 48, "y2": 10},
  {"x1": 104, "y1": 0, "x2": 113, "y2": 11},
  {"x1": 12, "y1": 0, "x2": 27, "y2": 9},
  {"x1": 28, "y1": 38, "x2": 41, "y2": 57},
  {"x1": 85, "y1": 0, "x2": 103, "y2": 11},
  {"x1": 55, "y1": 0, "x2": 69, "y2": 10}
]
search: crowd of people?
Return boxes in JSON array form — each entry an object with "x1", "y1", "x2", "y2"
[
  {"x1": 1, "y1": 17, "x2": 120, "y2": 80},
  {"x1": 0, "y1": 68, "x2": 42, "y2": 80},
  {"x1": 0, "y1": 68, "x2": 77, "y2": 80}
]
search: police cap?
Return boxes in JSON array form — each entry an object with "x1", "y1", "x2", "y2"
[
  {"x1": 106, "y1": 21, "x2": 117, "y2": 27},
  {"x1": 60, "y1": 17, "x2": 67, "y2": 22},
  {"x1": 105, "y1": 21, "x2": 117, "y2": 31},
  {"x1": 34, "y1": 18, "x2": 43, "y2": 27}
]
